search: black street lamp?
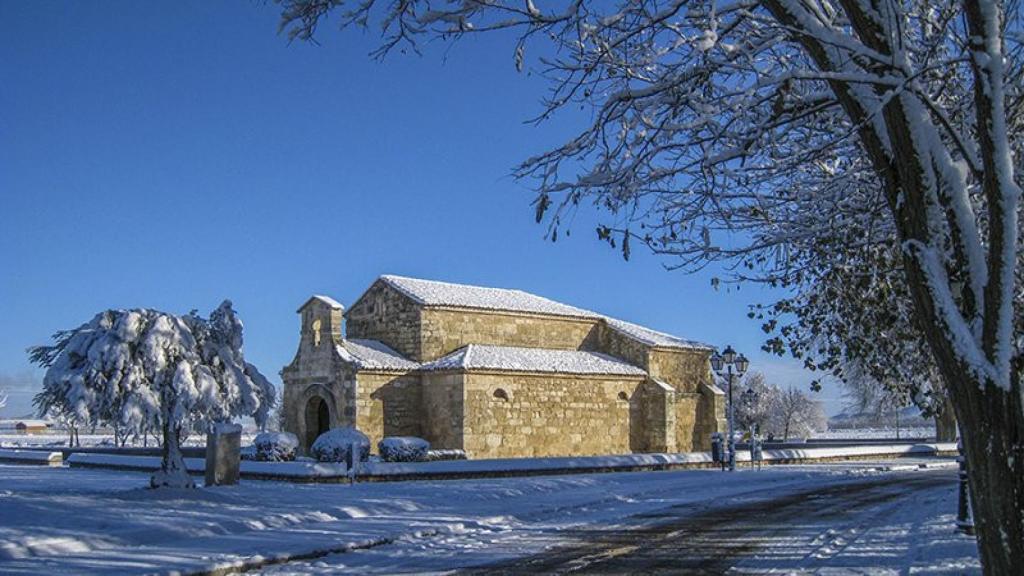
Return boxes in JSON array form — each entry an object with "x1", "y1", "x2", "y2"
[{"x1": 712, "y1": 345, "x2": 749, "y2": 472}]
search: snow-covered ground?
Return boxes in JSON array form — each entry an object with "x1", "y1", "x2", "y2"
[{"x1": 0, "y1": 460, "x2": 978, "y2": 575}]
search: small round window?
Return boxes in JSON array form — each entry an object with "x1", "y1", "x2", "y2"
[{"x1": 618, "y1": 391, "x2": 629, "y2": 401}]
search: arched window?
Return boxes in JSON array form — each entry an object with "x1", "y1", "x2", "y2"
[
  {"x1": 618, "y1": 391, "x2": 629, "y2": 402},
  {"x1": 492, "y1": 388, "x2": 510, "y2": 402}
]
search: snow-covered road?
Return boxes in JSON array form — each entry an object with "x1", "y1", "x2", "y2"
[
  {"x1": 453, "y1": 472, "x2": 969, "y2": 574},
  {"x1": 0, "y1": 460, "x2": 978, "y2": 575}
]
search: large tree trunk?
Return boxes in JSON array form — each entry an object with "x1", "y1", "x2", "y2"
[
  {"x1": 946, "y1": 372, "x2": 1024, "y2": 576},
  {"x1": 151, "y1": 416, "x2": 194, "y2": 489},
  {"x1": 954, "y1": 381, "x2": 1019, "y2": 573},
  {"x1": 935, "y1": 398, "x2": 958, "y2": 442}
]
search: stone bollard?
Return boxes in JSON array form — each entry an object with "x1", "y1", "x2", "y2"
[
  {"x1": 205, "y1": 422, "x2": 242, "y2": 487},
  {"x1": 346, "y1": 440, "x2": 360, "y2": 483}
]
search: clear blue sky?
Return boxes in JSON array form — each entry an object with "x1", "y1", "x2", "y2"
[{"x1": 0, "y1": 1, "x2": 844, "y2": 417}]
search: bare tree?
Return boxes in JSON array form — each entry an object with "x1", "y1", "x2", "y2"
[
  {"x1": 773, "y1": 387, "x2": 828, "y2": 440},
  {"x1": 735, "y1": 373, "x2": 826, "y2": 439},
  {"x1": 273, "y1": 1, "x2": 1024, "y2": 571}
]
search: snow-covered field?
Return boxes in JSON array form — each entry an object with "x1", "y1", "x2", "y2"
[
  {"x1": 812, "y1": 427, "x2": 934, "y2": 440},
  {"x1": 0, "y1": 460, "x2": 978, "y2": 575}
]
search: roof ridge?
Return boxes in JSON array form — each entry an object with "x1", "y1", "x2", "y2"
[{"x1": 368, "y1": 275, "x2": 708, "y2": 350}]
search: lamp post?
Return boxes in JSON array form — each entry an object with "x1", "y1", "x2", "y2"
[
  {"x1": 956, "y1": 431, "x2": 975, "y2": 534},
  {"x1": 710, "y1": 345, "x2": 749, "y2": 472},
  {"x1": 741, "y1": 387, "x2": 760, "y2": 469},
  {"x1": 741, "y1": 387, "x2": 758, "y2": 437}
]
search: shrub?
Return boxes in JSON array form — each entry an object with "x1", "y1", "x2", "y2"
[
  {"x1": 253, "y1": 431, "x2": 299, "y2": 462},
  {"x1": 378, "y1": 436, "x2": 430, "y2": 462},
  {"x1": 311, "y1": 427, "x2": 370, "y2": 463}
]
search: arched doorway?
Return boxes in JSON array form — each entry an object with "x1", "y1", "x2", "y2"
[{"x1": 304, "y1": 396, "x2": 331, "y2": 449}]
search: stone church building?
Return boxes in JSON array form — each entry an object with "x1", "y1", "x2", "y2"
[{"x1": 282, "y1": 275, "x2": 725, "y2": 458}]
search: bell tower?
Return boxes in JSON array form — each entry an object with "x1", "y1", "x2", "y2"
[{"x1": 297, "y1": 294, "x2": 344, "y2": 349}]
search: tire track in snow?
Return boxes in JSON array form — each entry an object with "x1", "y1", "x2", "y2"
[{"x1": 456, "y1": 470, "x2": 953, "y2": 574}]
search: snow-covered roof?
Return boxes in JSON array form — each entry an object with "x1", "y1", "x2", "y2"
[
  {"x1": 297, "y1": 294, "x2": 344, "y2": 312},
  {"x1": 649, "y1": 379, "x2": 675, "y2": 393},
  {"x1": 335, "y1": 339, "x2": 418, "y2": 371},
  {"x1": 356, "y1": 275, "x2": 710, "y2": 351},
  {"x1": 604, "y1": 318, "x2": 712, "y2": 350},
  {"x1": 379, "y1": 275, "x2": 595, "y2": 318},
  {"x1": 421, "y1": 345, "x2": 647, "y2": 376}
]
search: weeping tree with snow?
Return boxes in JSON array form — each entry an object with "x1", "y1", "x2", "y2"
[
  {"x1": 273, "y1": 0, "x2": 1023, "y2": 570},
  {"x1": 29, "y1": 301, "x2": 275, "y2": 488},
  {"x1": 0, "y1": 388, "x2": 7, "y2": 412}
]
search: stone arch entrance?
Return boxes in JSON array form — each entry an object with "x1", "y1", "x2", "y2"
[{"x1": 304, "y1": 395, "x2": 332, "y2": 450}]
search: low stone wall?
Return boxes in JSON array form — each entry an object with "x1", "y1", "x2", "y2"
[
  {"x1": 55, "y1": 443, "x2": 958, "y2": 483},
  {"x1": 0, "y1": 449, "x2": 62, "y2": 466}
]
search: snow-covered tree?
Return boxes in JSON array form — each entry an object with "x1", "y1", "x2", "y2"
[
  {"x1": 772, "y1": 387, "x2": 828, "y2": 440},
  {"x1": 734, "y1": 372, "x2": 826, "y2": 439},
  {"x1": 733, "y1": 372, "x2": 781, "y2": 435},
  {"x1": 0, "y1": 388, "x2": 7, "y2": 411},
  {"x1": 29, "y1": 301, "x2": 275, "y2": 488},
  {"x1": 275, "y1": 1, "x2": 1023, "y2": 570}
]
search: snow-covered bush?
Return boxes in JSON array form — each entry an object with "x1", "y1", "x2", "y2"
[
  {"x1": 310, "y1": 427, "x2": 370, "y2": 463},
  {"x1": 426, "y1": 449, "x2": 467, "y2": 462},
  {"x1": 253, "y1": 431, "x2": 299, "y2": 462},
  {"x1": 28, "y1": 301, "x2": 275, "y2": 489},
  {"x1": 378, "y1": 436, "x2": 430, "y2": 462}
]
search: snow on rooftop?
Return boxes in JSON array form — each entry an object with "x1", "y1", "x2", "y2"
[
  {"x1": 336, "y1": 339, "x2": 418, "y2": 371},
  {"x1": 604, "y1": 318, "x2": 712, "y2": 350},
  {"x1": 297, "y1": 294, "x2": 344, "y2": 312},
  {"x1": 372, "y1": 275, "x2": 709, "y2": 351},
  {"x1": 421, "y1": 345, "x2": 647, "y2": 376},
  {"x1": 312, "y1": 295, "x2": 343, "y2": 308},
  {"x1": 380, "y1": 275, "x2": 595, "y2": 319}
]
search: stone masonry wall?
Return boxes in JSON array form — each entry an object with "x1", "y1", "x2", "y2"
[
  {"x1": 459, "y1": 371, "x2": 646, "y2": 458},
  {"x1": 419, "y1": 309, "x2": 600, "y2": 362},
  {"x1": 345, "y1": 282, "x2": 423, "y2": 360},
  {"x1": 594, "y1": 324, "x2": 650, "y2": 369},
  {"x1": 674, "y1": 392, "x2": 701, "y2": 452},
  {"x1": 646, "y1": 348, "x2": 709, "y2": 393},
  {"x1": 642, "y1": 379, "x2": 677, "y2": 453},
  {"x1": 648, "y1": 348, "x2": 713, "y2": 450},
  {"x1": 354, "y1": 372, "x2": 423, "y2": 451},
  {"x1": 693, "y1": 383, "x2": 726, "y2": 451},
  {"x1": 421, "y1": 372, "x2": 465, "y2": 450}
]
